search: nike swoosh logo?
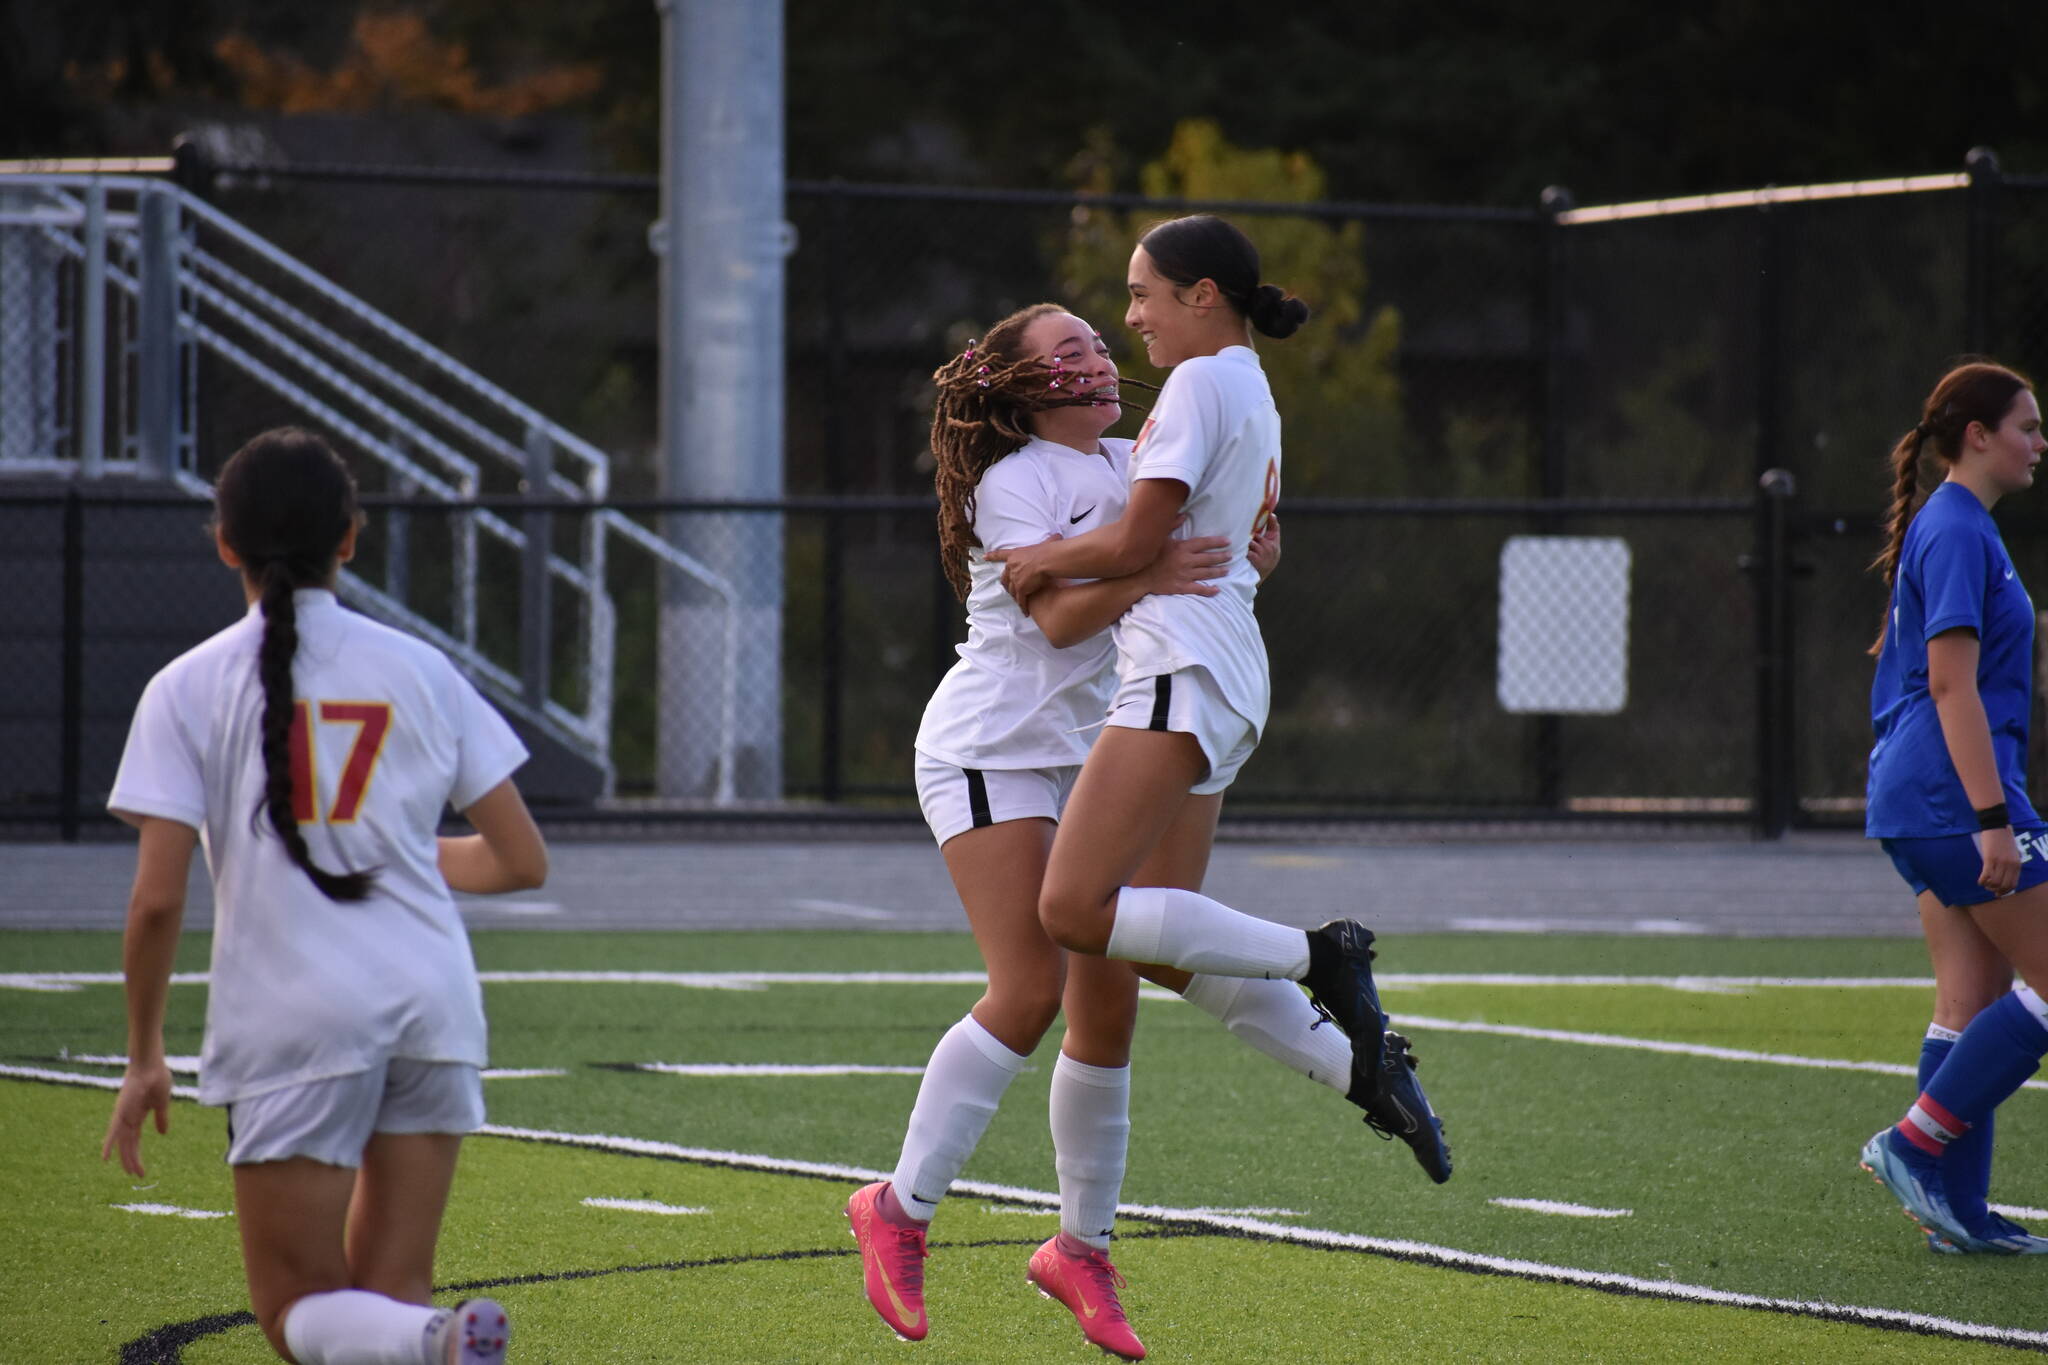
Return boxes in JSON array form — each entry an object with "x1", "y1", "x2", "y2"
[
  {"x1": 868, "y1": 1244, "x2": 924, "y2": 1329},
  {"x1": 1070, "y1": 506, "x2": 1095, "y2": 524},
  {"x1": 854, "y1": 1206, "x2": 925, "y2": 1330},
  {"x1": 2006, "y1": 569, "x2": 2017, "y2": 580}
]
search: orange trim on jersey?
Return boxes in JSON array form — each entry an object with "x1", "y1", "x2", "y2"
[
  {"x1": 317, "y1": 701, "x2": 393, "y2": 825},
  {"x1": 1133, "y1": 414, "x2": 1157, "y2": 453},
  {"x1": 1251, "y1": 457, "x2": 1280, "y2": 534}
]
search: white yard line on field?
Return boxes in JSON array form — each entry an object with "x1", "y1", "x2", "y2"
[
  {"x1": 0, "y1": 970, "x2": 1949, "y2": 994},
  {"x1": 0, "y1": 970, "x2": 1946, "y2": 993},
  {"x1": 581, "y1": 1197, "x2": 709, "y2": 1216},
  {"x1": 787, "y1": 899, "x2": 899, "y2": 921},
  {"x1": 472, "y1": 1123, "x2": 2048, "y2": 1352},
  {"x1": 0, "y1": 1063, "x2": 200, "y2": 1100},
  {"x1": 112, "y1": 1203, "x2": 231, "y2": 1219},
  {"x1": 1491, "y1": 1198, "x2": 1633, "y2": 1218},
  {"x1": 630, "y1": 1063, "x2": 924, "y2": 1077},
  {"x1": 8, "y1": 1067, "x2": 2045, "y2": 1352},
  {"x1": 1390, "y1": 1014, "x2": 2048, "y2": 1094}
]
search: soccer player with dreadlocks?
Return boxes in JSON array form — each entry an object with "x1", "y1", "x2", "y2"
[{"x1": 846, "y1": 302, "x2": 1354, "y2": 1360}]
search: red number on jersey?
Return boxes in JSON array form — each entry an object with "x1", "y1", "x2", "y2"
[{"x1": 286, "y1": 701, "x2": 394, "y2": 825}]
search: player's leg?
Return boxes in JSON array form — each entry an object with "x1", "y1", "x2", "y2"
[
  {"x1": 1914, "y1": 883, "x2": 2048, "y2": 1251},
  {"x1": 880, "y1": 818, "x2": 1058, "y2": 1224},
  {"x1": 851, "y1": 775, "x2": 1065, "y2": 1340},
  {"x1": 1130, "y1": 792, "x2": 1354, "y2": 1096},
  {"x1": 235, "y1": 1158, "x2": 360, "y2": 1361},
  {"x1": 1032, "y1": 953, "x2": 1146, "y2": 1361},
  {"x1": 348, "y1": 1122, "x2": 507, "y2": 1362},
  {"x1": 230, "y1": 1069, "x2": 462, "y2": 1364},
  {"x1": 1910, "y1": 893, "x2": 2009, "y2": 1234},
  {"x1": 1864, "y1": 864, "x2": 2048, "y2": 1252}
]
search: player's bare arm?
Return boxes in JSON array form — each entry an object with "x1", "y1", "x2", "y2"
[
  {"x1": 439, "y1": 777, "x2": 549, "y2": 894},
  {"x1": 102, "y1": 816, "x2": 197, "y2": 1178},
  {"x1": 988, "y1": 479, "x2": 1191, "y2": 604}
]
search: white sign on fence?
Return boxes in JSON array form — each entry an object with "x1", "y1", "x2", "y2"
[{"x1": 1497, "y1": 535, "x2": 1631, "y2": 714}]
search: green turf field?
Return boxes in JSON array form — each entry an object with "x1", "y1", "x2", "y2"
[{"x1": 4, "y1": 929, "x2": 2044, "y2": 1361}]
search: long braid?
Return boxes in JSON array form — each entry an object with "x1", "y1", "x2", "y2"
[
  {"x1": 929, "y1": 303, "x2": 1159, "y2": 600},
  {"x1": 1868, "y1": 360, "x2": 2034, "y2": 653},
  {"x1": 222, "y1": 428, "x2": 377, "y2": 901},
  {"x1": 1869, "y1": 429, "x2": 1927, "y2": 599}
]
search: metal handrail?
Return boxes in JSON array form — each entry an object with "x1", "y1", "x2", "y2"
[{"x1": 0, "y1": 172, "x2": 750, "y2": 801}]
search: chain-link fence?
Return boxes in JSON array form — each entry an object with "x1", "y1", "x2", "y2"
[
  {"x1": 9, "y1": 150, "x2": 2048, "y2": 835},
  {"x1": 1, "y1": 487, "x2": 1763, "y2": 836}
]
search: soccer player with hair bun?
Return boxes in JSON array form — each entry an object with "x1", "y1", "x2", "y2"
[
  {"x1": 102, "y1": 427, "x2": 546, "y2": 1363},
  {"x1": 1858, "y1": 361, "x2": 2048, "y2": 1255},
  {"x1": 849, "y1": 299, "x2": 1358, "y2": 1361},
  {"x1": 987, "y1": 214, "x2": 1451, "y2": 1185}
]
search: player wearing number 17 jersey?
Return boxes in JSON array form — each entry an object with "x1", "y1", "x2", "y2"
[{"x1": 103, "y1": 428, "x2": 544, "y2": 1365}]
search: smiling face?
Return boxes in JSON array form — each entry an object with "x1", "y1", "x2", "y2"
[
  {"x1": 1124, "y1": 246, "x2": 1201, "y2": 368},
  {"x1": 1019, "y1": 311, "x2": 1121, "y2": 449}
]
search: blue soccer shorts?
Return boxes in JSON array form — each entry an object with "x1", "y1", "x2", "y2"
[{"x1": 1881, "y1": 825, "x2": 2048, "y2": 908}]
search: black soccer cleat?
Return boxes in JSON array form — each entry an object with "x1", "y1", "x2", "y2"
[
  {"x1": 1301, "y1": 919, "x2": 1387, "y2": 1099},
  {"x1": 1350, "y1": 1031, "x2": 1453, "y2": 1184}
]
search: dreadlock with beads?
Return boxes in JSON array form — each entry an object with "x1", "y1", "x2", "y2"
[{"x1": 929, "y1": 303, "x2": 1159, "y2": 601}]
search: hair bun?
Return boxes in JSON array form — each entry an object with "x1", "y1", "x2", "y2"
[{"x1": 1246, "y1": 283, "x2": 1310, "y2": 339}]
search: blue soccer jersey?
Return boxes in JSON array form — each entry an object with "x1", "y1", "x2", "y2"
[{"x1": 1867, "y1": 481, "x2": 2038, "y2": 837}]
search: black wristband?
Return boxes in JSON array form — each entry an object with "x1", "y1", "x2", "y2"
[{"x1": 1976, "y1": 802, "x2": 2011, "y2": 830}]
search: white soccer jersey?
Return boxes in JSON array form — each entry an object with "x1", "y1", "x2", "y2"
[
  {"x1": 915, "y1": 436, "x2": 1133, "y2": 769},
  {"x1": 1115, "y1": 345, "x2": 1278, "y2": 731},
  {"x1": 108, "y1": 589, "x2": 528, "y2": 1106}
]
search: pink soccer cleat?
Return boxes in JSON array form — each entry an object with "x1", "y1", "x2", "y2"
[
  {"x1": 1026, "y1": 1234, "x2": 1146, "y2": 1361},
  {"x1": 847, "y1": 1181, "x2": 930, "y2": 1341}
]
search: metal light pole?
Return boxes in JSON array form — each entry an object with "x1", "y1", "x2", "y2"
[{"x1": 653, "y1": 0, "x2": 788, "y2": 799}]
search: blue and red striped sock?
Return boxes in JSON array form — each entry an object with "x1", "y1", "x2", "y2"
[
  {"x1": 1893, "y1": 991, "x2": 2048, "y2": 1167},
  {"x1": 1916, "y1": 1025, "x2": 1997, "y2": 1225}
]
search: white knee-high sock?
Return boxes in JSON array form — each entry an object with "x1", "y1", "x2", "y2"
[
  {"x1": 281, "y1": 1290, "x2": 442, "y2": 1365},
  {"x1": 1181, "y1": 973, "x2": 1352, "y2": 1093},
  {"x1": 890, "y1": 1013, "x2": 1030, "y2": 1222},
  {"x1": 1050, "y1": 1052, "x2": 1130, "y2": 1250},
  {"x1": 1106, "y1": 886, "x2": 1310, "y2": 979}
]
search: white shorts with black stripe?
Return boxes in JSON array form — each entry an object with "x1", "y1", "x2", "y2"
[
  {"x1": 914, "y1": 750, "x2": 1080, "y2": 847},
  {"x1": 1105, "y1": 666, "x2": 1258, "y2": 795},
  {"x1": 223, "y1": 1058, "x2": 485, "y2": 1167}
]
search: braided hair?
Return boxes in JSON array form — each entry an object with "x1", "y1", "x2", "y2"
[
  {"x1": 930, "y1": 303, "x2": 1158, "y2": 600},
  {"x1": 1868, "y1": 361, "x2": 2033, "y2": 653},
  {"x1": 214, "y1": 428, "x2": 378, "y2": 901}
]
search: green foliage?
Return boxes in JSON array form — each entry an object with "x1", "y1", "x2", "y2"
[{"x1": 1055, "y1": 120, "x2": 1404, "y2": 495}]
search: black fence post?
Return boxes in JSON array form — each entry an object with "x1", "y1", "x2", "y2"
[
  {"x1": 60, "y1": 488, "x2": 84, "y2": 842},
  {"x1": 1965, "y1": 146, "x2": 2001, "y2": 356},
  {"x1": 1754, "y1": 469, "x2": 1797, "y2": 837},
  {"x1": 820, "y1": 185, "x2": 849, "y2": 801},
  {"x1": 1533, "y1": 187, "x2": 1573, "y2": 811},
  {"x1": 1749, "y1": 199, "x2": 1795, "y2": 838}
]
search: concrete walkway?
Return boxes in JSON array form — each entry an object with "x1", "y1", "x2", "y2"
[{"x1": 0, "y1": 829, "x2": 1914, "y2": 938}]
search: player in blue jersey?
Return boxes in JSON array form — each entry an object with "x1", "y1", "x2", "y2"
[{"x1": 1857, "y1": 360, "x2": 2048, "y2": 1255}]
